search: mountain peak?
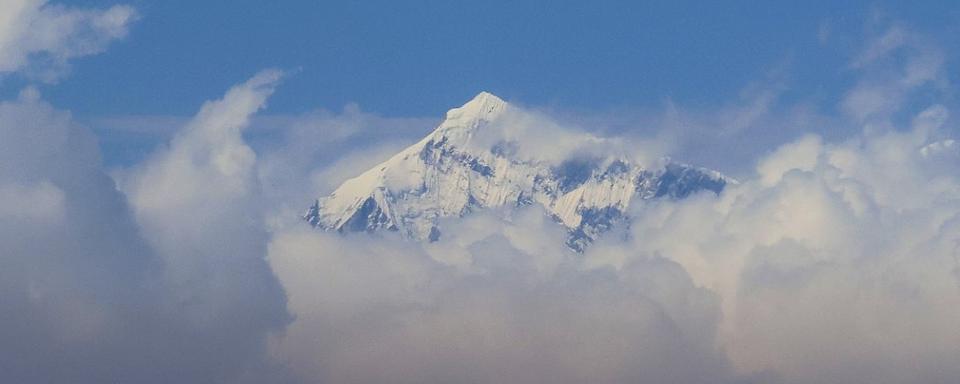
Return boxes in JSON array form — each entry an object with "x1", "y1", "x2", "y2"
[
  {"x1": 444, "y1": 91, "x2": 507, "y2": 123},
  {"x1": 305, "y1": 93, "x2": 729, "y2": 251},
  {"x1": 425, "y1": 91, "x2": 508, "y2": 149},
  {"x1": 468, "y1": 91, "x2": 504, "y2": 106}
]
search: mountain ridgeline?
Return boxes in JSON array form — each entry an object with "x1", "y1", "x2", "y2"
[{"x1": 304, "y1": 92, "x2": 729, "y2": 251}]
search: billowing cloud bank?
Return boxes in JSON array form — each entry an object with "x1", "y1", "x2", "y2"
[
  {"x1": 263, "y1": 20, "x2": 960, "y2": 384},
  {"x1": 267, "y1": 111, "x2": 960, "y2": 384},
  {"x1": 1, "y1": 2, "x2": 959, "y2": 383},
  {"x1": 270, "y1": 211, "x2": 743, "y2": 384},
  {"x1": 0, "y1": 76, "x2": 294, "y2": 383},
  {"x1": 0, "y1": 87, "x2": 161, "y2": 383},
  {"x1": 0, "y1": 6, "x2": 291, "y2": 379},
  {"x1": 601, "y1": 119, "x2": 960, "y2": 383}
]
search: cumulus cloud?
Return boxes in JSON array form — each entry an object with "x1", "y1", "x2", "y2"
[
  {"x1": 0, "y1": 180, "x2": 65, "y2": 221},
  {"x1": 591, "y1": 103, "x2": 960, "y2": 383},
  {"x1": 0, "y1": 84, "x2": 162, "y2": 383},
  {"x1": 0, "y1": 0, "x2": 136, "y2": 81},
  {"x1": 121, "y1": 69, "x2": 293, "y2": 382},
  {"x1": 267, "y1": 209, "x2": 749, "y2": 384},
  {"x1": 0, "y1": 71, "x2": 298, "y2": 382},
  {"x1": 265, "y1": 108, "x2": 958, "y2": 382}
]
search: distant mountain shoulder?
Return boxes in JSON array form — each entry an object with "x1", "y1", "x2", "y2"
[{"x1": 305, "y1": 92, "x2": 730, "y2": 251}]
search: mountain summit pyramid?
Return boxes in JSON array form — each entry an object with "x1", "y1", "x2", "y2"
[{"x1": 305, "y1": 92, "x2": 728, "y2": 251}]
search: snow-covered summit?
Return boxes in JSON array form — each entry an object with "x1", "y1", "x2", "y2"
[{"x1": 305, "y1": 92, "x2": 728, "y2": 251}]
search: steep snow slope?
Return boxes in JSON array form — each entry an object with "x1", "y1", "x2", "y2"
[{"x1": 305, "y1": 92, "x2": 728, "y2": 250}]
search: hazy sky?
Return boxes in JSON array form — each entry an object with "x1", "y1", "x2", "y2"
[{"x1": 2, "y1": 1, "x2": 960, "y2": 383}]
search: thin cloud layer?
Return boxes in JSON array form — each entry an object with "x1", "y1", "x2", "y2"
[{"x1": 842, "y1": 24, "x2": 948, "y2": 126}]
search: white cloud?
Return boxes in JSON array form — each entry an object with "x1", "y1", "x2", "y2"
[
  {"x1": 0, "y1": 0, "x2": 136, "y2": 81},
  {"x1": 470, "y1": 106, "x2": 631, "y2": 165},
  {"x1": 598, "y1": 105, "x2": 960, "y2": 383},
  {"x1": 267, "y1": 210, "x2": 747, "y2": 384},
  {"x1": 253, "y1": 105, "x2": 433, "y2": 227},
  {"x1": 757, "y1": 135, "x2": 822, "y2": 186},
  {"x1": 850, "y1": 26, "x2": 906, "y2": 68},
  {"x1": 0, "y1": 71, "x2": 297, "y2": 383},
  {"x1": 0, "y1": 181, "x2": 64, "y2": 221},
  {"x1": 0, "y1": 89, "x2": 165, "y2": 383},
  {"x1": 842, "y1": 25, "x2": 948, "y2": 124},
  {"x1": 121, "y1": 70, "x2": 292, "y2": 381}
]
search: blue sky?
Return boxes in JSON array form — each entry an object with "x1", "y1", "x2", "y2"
[
  {"x1": 9, "y1": 0, "x2": 959, "y2": 120},
  {"x1": 4, "y1": 0, "x2": 948, "y2": 170}
]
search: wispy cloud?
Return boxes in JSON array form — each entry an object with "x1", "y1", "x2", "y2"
[
  {"x1": 0, "y1": 0, "x2": 137, "y2": 82},
  {"x1": 842, "y1": 22, "x2": 949, "y2": 125}
]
